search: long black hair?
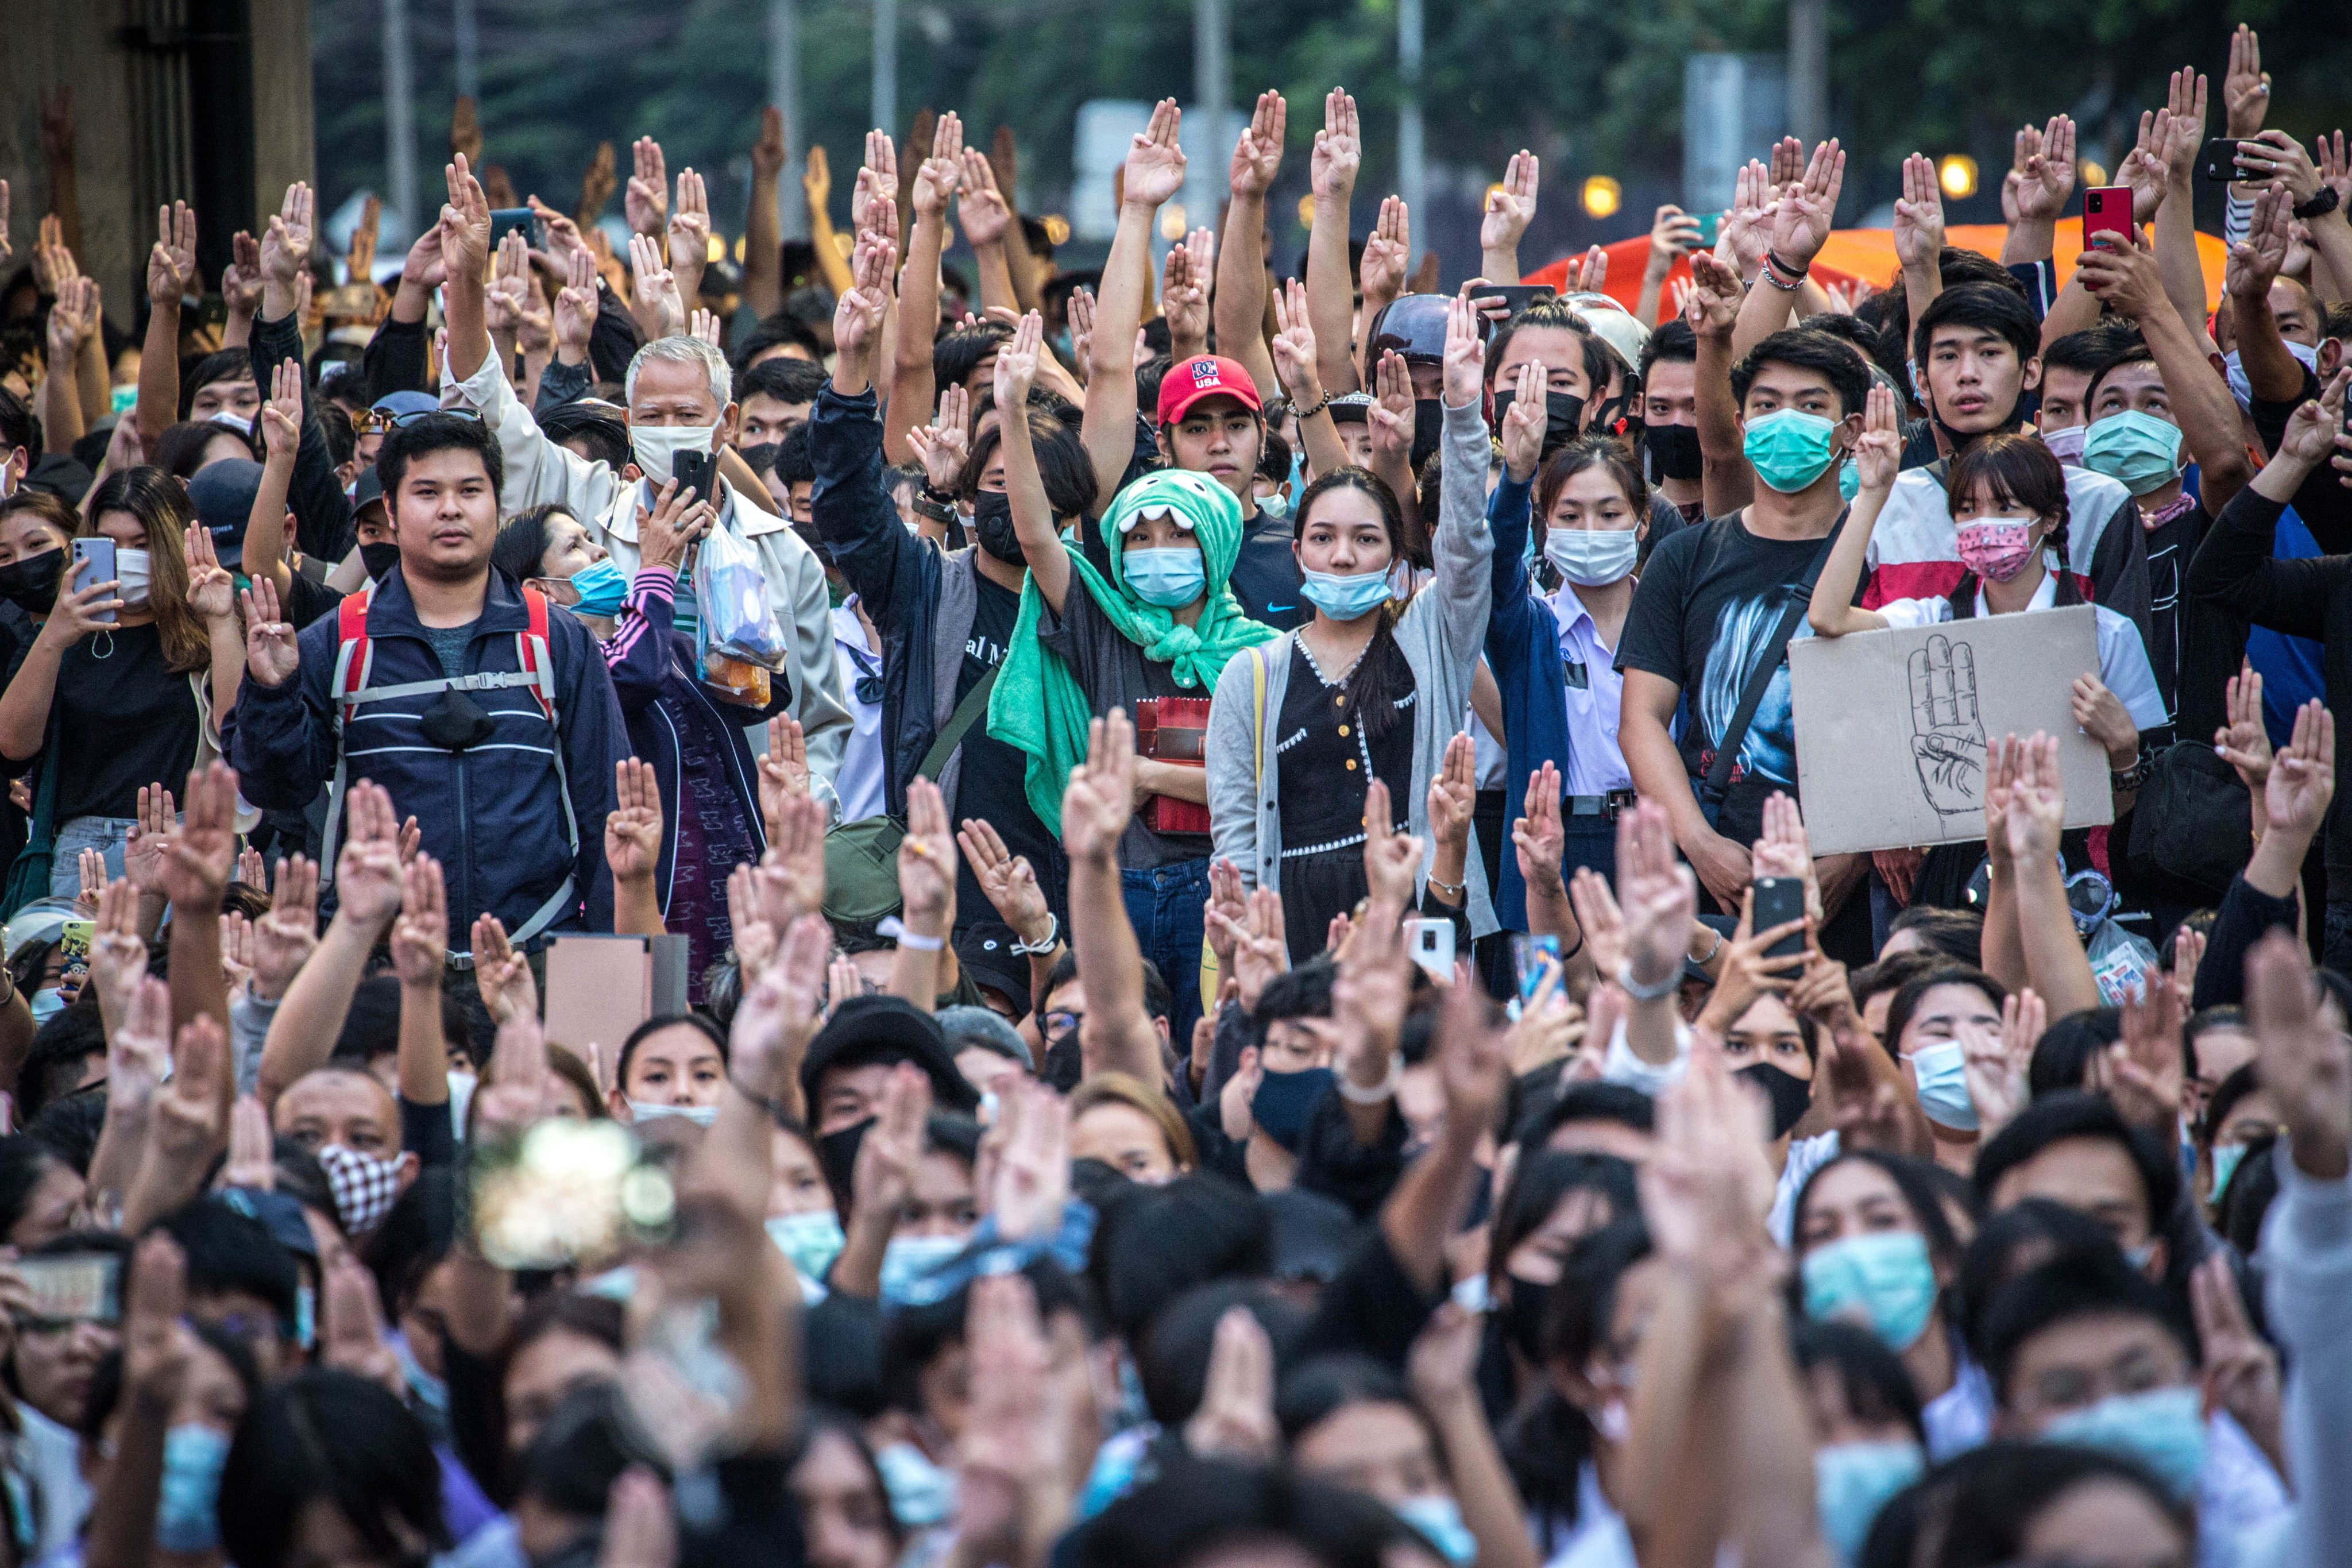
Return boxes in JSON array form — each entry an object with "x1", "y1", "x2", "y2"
[{"x1": 1292, "y1": 466, "x2": 1413, "y2": 740}]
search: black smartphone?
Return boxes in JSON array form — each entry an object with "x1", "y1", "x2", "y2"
[
  {"x1": 1485, "y1": 284, "x2": 1557, "y2": 316},
  {"x1": 2199, "y1": 138, "x2": 2247, "y2": 183},
  {"x1": 667, "y1": 449, "x2": 721, "y2": 507},
  {"x1": 1751, "y1": 876, "x2": 1808, "y2": 960},
  {"x1": 487, "y1": 207, "x2": 543, "y2": 253}
]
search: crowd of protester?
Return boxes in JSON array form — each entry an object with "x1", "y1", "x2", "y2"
[{"x1": 0, "y1": 18, "x2": 2346, "y2": 1568}]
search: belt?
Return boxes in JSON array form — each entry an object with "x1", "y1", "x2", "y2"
[{"x1": 1565, "y1": 790, "x2": 1637, "y2": 818}]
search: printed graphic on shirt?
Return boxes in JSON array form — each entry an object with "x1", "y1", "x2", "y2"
[{"x1": 1695, "y1": 587, "x2": 1813, "y2": 789}]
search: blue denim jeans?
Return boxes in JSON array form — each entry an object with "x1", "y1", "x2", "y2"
[
  {"x1": 49, "y1": 815, "x2": 139, "y2": 899},
  {"x1": 1121, "y1": 855, "x2": 1211, "y2": 1051}
]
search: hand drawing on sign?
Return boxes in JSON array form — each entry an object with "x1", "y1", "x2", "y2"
[{"x1": 1907, "y1": 635, "x2": 1984, "y2": 818}]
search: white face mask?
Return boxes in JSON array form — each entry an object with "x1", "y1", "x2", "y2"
[
  {"x1": 627, "y1": 1099, "x2": 719, "y2": 1127},
  {"x1": 1544, "y1": 527, "x2": 1639, "y2": 587},
  {"x1": 628, "y1": 423, "x2": 720, "y2": 484},
  {"x1": 2041, "y1": 424, "x2": 2088, "y2": 466},
  {"x1": 115, "y1": 548, "x2": 153, "y2": 609}
]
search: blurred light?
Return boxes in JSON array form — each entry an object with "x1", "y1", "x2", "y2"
[
  {"x1": 732, "y1": 233, "x2": 746, "y2": 264},
  {"x1": 706, "y1": 233, "x2": 727, "y2": 263},
  {"x1": 1297, "y1": 195, "x2": 1316, "y2": 230},
  {"x1": 1042, "y1": 214, "x2": 1071, "y2": 246},
  {"x1": 833, "y1": 232, "x2": 855, "y2": 258},
  {"x1": 1938, "y1": 155, "x2": 1979, "y2": 199},
  {"x1": 1581, "y1": 176, "x2": 1622, "y2": 219},
  {"x1": 2080, "y1": 160, "x2": 2107, "y2": 188},
  {"x1": 1158, "y1": 203, "x2": 1188, "y2": 241}
]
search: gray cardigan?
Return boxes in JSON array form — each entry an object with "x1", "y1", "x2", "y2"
[{"x1": 1206, "y1": 396, "x2": 1499, "y2": 937}]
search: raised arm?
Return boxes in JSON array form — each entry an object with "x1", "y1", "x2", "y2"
[
  {"x1": 956, "y1": 146, "x2": 1021, "y2": 315},
  {"x1": 885, "y1": 114, "x2": 961, "y2": 468},
  {"x1": 256, "y1": 780, "x2": 406, "y2": 1107},
  {"x1": 1998, "y1": 733, "x2": 2101, "y2": 1018},
  {"x1": 1808, "y1": 385, "x2": 1901, "y2": 637},
  {"x1": 1268, "y1": 279, "x2": 1349, "y2": 480},
  {"x1": 1892, "y1": 152, "x2": 1945, "y2": 357},
  {"x1": 1065, "y1": 712, "x2": 1164, "y2": 1086},
  {"x1": 1354, "y1": 196, "x2": 1408, "y2": 391},
  {"x1": 2002, "y1": 116, "x2": 2076, "y2": 267},
  {"x1": 889, "y1": 781, "x2": 957, "y2": 1010},
  {"x1": 1731, "y1": 140, "x2": 1845, "y2": 367},
  {"x1": 1480, "y1": 150, "x2": 1539, "y2": 283},
  {"x1": 1214, "y1": 90, "x2": 1285, "y2": 400},
  {"x1": 1085, "y1": 101, "x2": 1185, "y2": 505},
  {"x1": 994, "y1": 312, "x2": 1071, "y2": 612},
  {"x1": 1304, "y1": 91, "x2": 1362, "y2": 395},
  {"x1": 439, "y1": 153, "x2": 496, "y2": 385},
  {"x1": 1637, "y1": 204, "x2": 1703, "y2": 329},
  {"x1": 1687, "y1": 253, "x2": 1755, "y2": 519},
  {"x1": 390, "y1": 856, "x2": 454, "y2": 1109},
  {"x1": 744, "y1": 107, "x2": 789, "y2": 319},
  {"x1": 134, "y1": 203, "x2": 197, "y2": 445}
]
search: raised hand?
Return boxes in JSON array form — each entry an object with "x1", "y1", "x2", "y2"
[
  {"x1": 2214, "y1": 661, "x2": 2274, "y2": 798},
  {"x1": 850, "y1": 1062, "x2": 931, "y2": 1227},
  {"x1": 1356, "y1": 778, "x2": 1423, "y2": 912},
  {"x1": 1310, "y1": 88, "x2": 1361, "y2": 200},
  {"x1": 955, "y1": 146, "x2": 1012, "y2": 249},
  {"x1": 1891, "y1": 152, "x2": 1945, "y2": 274},
  {"x1": 1360, "y1": 196, "x2": 1409, "y2": 306},
  {"x1": 335, "y1": 779, "x2": 409, "y2": 932},
  {"x1": 1568, "y1": 867, "x2": 1628, "y2": 982},
  {"x1": 2075, "y1": 219, "x2": 2169, "y2": 323},
  {"x1": 260, "y1": 358, "x2": 303, "y2": 466},
  {"x1": 1267, "y1": 277, "x2": 1319, "y2": 403},
  {"x1": 1751, "y1": 790, "x2": 1823, "y2": 924},
  {"x1": 1852, "y1": 382, "x2": 1903, "y2": 496},
  {"x1": 1512, "y1": 763, "x2": 1567, "y2": 899},
  {"x1": 183, "y1": 516, "x2": 235, "y2": 625},
  {"x1": 151, "y1": 1013, "x2": 230, "y2": 1166},
  {"x1": 1426, "y1": 732, "x2": 1477, "y2": 858},
  {"x1": 2248, "y1": 928, "x2": 2351, "y2": 1180},
  {"x1": 2001, "y1": 731, "x2": 2068, "y2": 865},
  {"x1": 898, "y1": 778, "x2": 957, "y2": 931},
  {"x1": 1164, "y1": 230, "x2": 1215, "y2": 361},
  {"x1": 241, "y1": 576, "x2": 300, "y2": 688},
  {"x1": 604, "y1": 759, "x2": 663, "y2": 886},
  {"x1": 160, "y1": 762, "x2": 238, "y2": 909},
  {"x1": 2263, "y1": 699, "x2": 2335, "y2": 845},
  {"x1": 1062, "y1": 710, "x2": 1138, "y2": 864},
  {"x1": 88, "y1": 876, "x2": 150, "y2": 1032},
  {"x1": 1439, "y1": 290, "x2": 1483, "y2": 410},
  {"x1": 914, "y1": 111, "x2": 965, "y2": 220},
  {"x1": 993, "y1": 309, "x2": 1043, "y2": 412},
  {"x1": 2223, "y1": 25, "x2": 2270, "y2": 140},
  {"x1": 990, "y1": 1078, "x2": 1071, "y2": 1241},
  {"x1": 123, "y1": 785, "x2": 176, "y2": 900},
  {"x1": 1210, "y1": 887, "x2": 1289, "y2": 1013},
  {"x1": 625, "y1": 136, "x2": 670, "y2": 236},
  {"x1": 1482, "y1": 150, "x2": 1540, "y2": 260},
  {"x1": 218, "y1": 232, "x2": 264, "y2": 324},
  {"x1": 627, "y1": 231, "x2": 682, "y2": 340},
  {"x1": 749, "y1": 105, "x2": 788, "y2": 186},
  {"x1": 438, "y1": 153, "x2": 491, "y2": 292},
  {"x1": 1684, "y1": 250, "x2": 1744, "y2": 341},
  {"x1": 1122, "y1": 100, "x2": 1185, "y2": 210},
  {"x1": 906, "y1": 384, "x2": 970, "y2": 492},
  {"x1": 389, "y1": 853, "x2": 449, "y2": 986},
  {"x1": 1617, "y1": 800, "x2": 1697, "y2": 990},
  {"x1": 2011, "y1": 117, "x2": 2077, "y2": 225},
  {"x1": 2099, "y1": 971, "x2": 2184, "y2": 1133},
  {"x1": 251, "y1": 854, "x2": 319, "y2": 1001},
  {"x1": 148, "y1": 201, "x2": 199, "y2": 308},
  {"x1": 468, "y1": 913, "x2": 536, "y2": 1026},
  {"x1": 1720, "y1": 160, "x2": 1774, "y2": 281},
  {"x1": 667, "y1": 166, "x2": 710, "y2": 285},
  {"x1": 1184, "y1": 1308, "x2": 1279, "y2": 1462},
  {"x1": 956, "y1": 818, "x2": 1053, "y2": 946},
  {"x1": 1230, "y1": 90, "x2": 1287, "y2": 199},
  {"x1": 1498, "y1": 358, "x2": 1544, "y2": 482},
  {"x1": 262, "y1": 180, "x2": 315, "y2": 295},
  {"x1": 549, "y1": 244, "x2": 597, "y2": 357},
  {"x1": 1771, "y1": 139, "x2": 1845, "y2": 267},
  {"x1": 832, "y1": 228, "x2": 895, "y2": 370},
  {"x1": 1366, "y1": 349, "x2": 1416, "y2": 464},
  {"x1": 122, "y1": 1232, "x2": 192, "y2": 1405}
]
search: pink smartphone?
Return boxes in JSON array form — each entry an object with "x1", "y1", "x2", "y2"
[{"x1": 2081, "y1": 186, "x2": 2134, "y2": 252}]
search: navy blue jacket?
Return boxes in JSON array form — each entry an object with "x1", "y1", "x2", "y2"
[
  {"x1": 1481, "y1": 470, "x2": 1569, "y2": 933},
  {"x1": 223, "y1": 567, "x2": 628, "y2": 940}
]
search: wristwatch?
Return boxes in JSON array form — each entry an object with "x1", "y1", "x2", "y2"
[
  {"x1": 2292, "y1": 186, "x2": 2342, "y2": 221},
  {"x1": 2110, "y1": 752, "x2": 2154, "y2": 792}
]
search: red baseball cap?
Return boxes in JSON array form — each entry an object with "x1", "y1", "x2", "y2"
[{"x1": 1157, "y1": 354, "x2": 1262, "y2": 427}]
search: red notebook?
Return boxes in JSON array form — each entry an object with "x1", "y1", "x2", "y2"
[{"x1": 1133, "y1": 697, "x2": 1212, "y2": 835}]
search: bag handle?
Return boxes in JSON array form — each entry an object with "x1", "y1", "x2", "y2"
[
  {"x1": 916, "y1": 663, "x2": 1001, "y2": 782},
  {"x1": 1700, "y1": 519, "x2": 1843, "y2": 805}
]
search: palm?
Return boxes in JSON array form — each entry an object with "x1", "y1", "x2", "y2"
[
  {"x1": 149, "y1": 246, "x2": 192, "y2": 306},
  {"x1": 2017, "y1": 159, "x2": 2071, "y2": 221},
  {"x1": 1126, "y1": 145, "x2": 1185, "y2": 208},
  {"x1": 605, "y1": 810, "x2": 658, "y2": 879},
  {"x1": 1231, "y1": 134, "x2": 1279, "y2": 198},
  {"x1": 188, "y1": 567, "x2": 233, "y2": 621},
  {"x1": 263, "y1": 219, "x2": 309, "y2": 287},
  {"x1": 1311, "y1": 133, "x2": 1357, "y2": 198},
  {"x1": 247, "y1": 621, "x2": 299, "y2": 686}
]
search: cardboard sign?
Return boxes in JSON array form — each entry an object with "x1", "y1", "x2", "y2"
[
  {"x1": 543, "y1": 933, "x2": 692, "y2": 1088},
  {"x1": 1788, "y1": 605, "x2": 2113, "y2": 856}
]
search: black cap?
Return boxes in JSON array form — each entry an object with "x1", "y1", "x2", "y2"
[
  {"x1": 1366, "y1": 293, "x2": 1451, "y2": 366},
  {"x1": 187, "y1": 458, "x2": 265, "y2": 568},
  {"x1": 800, "y1": 995, "x2": 979, "y2": 1115}
]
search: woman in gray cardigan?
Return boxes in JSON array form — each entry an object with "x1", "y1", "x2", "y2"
[{"x1": 1207, "y1": 295, "x2": 1534, "y2": 956}]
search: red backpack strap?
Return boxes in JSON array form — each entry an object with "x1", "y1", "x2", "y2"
[
  {"x1": 515, "y1": 586, "x2": 559, "y2": 725},
  {"x1": 331, "y1": 580, "x2": 377, "y2": 720}
]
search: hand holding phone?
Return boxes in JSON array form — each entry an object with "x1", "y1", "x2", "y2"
[
  {"x1": 667, "y1": 449, "x2": 721, "y2": 510},
  {"x1": 2081, "y1": 186, "x2": 2134, "y2": 252},
  {"x1": 1751, "y1": 877, "x2": 1808, "y2": 959},
  {"x1": 69, "y1": 538, "x2": 118, "y2": 627}
]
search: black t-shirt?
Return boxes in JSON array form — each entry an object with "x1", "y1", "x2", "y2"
[
  {"x1": 280, "y1": 569, "x2": 346, "y2": 631},
  {"x1": 1230, "y1": 512, "x2": 1309, "y2": 632},
  {"x1": 1616, "y1": 512, "x2": 1852, "y2": 847},
  {"x1": 55, "y1": 623, "x2": 203, "y2": 821},
  {"x1": 953, "y1": 576, "x2": 1066, "y2": 930}
]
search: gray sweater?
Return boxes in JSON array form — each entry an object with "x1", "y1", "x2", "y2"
[{"x1": 1206, "y1": 396, "x2": 1498, "y2": 937}]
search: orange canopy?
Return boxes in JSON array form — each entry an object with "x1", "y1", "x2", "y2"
[{"x1": 1527, "y1": 221, "x2": 2229, "y2": 316}]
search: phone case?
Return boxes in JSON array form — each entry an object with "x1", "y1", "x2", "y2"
[
  {"x1": 1133, "y1": 697, "x2": 1212, "y2": 836},
  {"x1": 2081, "y1": 187, "x2": 2134, "y2": 250}
]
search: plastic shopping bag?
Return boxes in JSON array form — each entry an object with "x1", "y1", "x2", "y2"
[{"x1": 692, "y1": 520, "x2": 788, "y2": 667}]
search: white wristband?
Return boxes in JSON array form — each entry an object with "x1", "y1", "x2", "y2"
[{"x1": 878, "y1": 917, "x2": 944, "y2": 952}]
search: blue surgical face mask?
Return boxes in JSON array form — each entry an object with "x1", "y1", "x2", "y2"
[
  {"x1": 1814, "y1": 1440, "x2": 1924, "y2": 1565},
  {"x1": 879, "y1": 1233, "x2": 967, "y2": 1306},
  {"x1": 1742, "y1": 408, "x2": 1840, "y2": 493},
  {"x1": 28, "y1": 987, "x2": 64, "y2": 1026},
  {"x1": 2040, "y1": 1384, "x2": 2206, "y2": 1499},
  {"x1": 1395, "y1": 1494, "x2": 1477, "y2": 1567},
  {"x1": 155, "y1": 1424, "x2": 231, "y2": 1552},
  {"x1": 766, "y1": 1210, "x2": 847, "y2": 1284},
  {"x1": 564, "y1": 557, "x2": 630, "y2": 618},
  {"x1": 1906, "y1": 1040, "x2": 1979, "y2": 1131},
  {"x1": 874, "y1": 1439, "x2": 959, "y2": 1528},
  {"x1": 2209, "y1": 1141, "x2": 2248, "y2": 1200},
  {"x1": 1122, "y1": 545, "x2": 1207, "y2": 608},
  {"x1": 1251, "y1": 1065, "x2": 1335, "y2": 1153},
  {"x1": 1802, "y1": 1230, "x2": 1939, "y2": 1351},
  {"x1": 393, "y1": 1330, "x2": 450, "y2": 1423},
  {"x1": 1298, "y1": 567, "x2": 1393, "y2": 621},
  {"x1": 2079, "y1": 410, "x2": 2183, "y2": 496}
]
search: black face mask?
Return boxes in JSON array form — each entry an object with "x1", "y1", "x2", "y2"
[
  {"x1": 1501, "y1": 1275, "x2": 1557, "y2": 1364},
  {"x1": 1643, "y1": 423, "x2": 1704, "y2": 484},
  {"x1": 1494, "y1": 389, "x2": 1588, "y2": 458},
  {"x1": 1411, "y1": 398, "x2": 1445, "y2": 472},
  {"x1": 1737, "y1": 1062, "x2": 1815, "y2": 1141},
  {"x1": 816, "y1": 1117, "x2": 874, "y2": 1213},
  {"x1": 972, "y1": 489, "x2": 1024, "y2": 565},
  {"x1": 0, "y1": 549, "x2": 65, "y2": 615},
  {"x1": 359, "y1": 542, "x2": 402, "y2": 580}
]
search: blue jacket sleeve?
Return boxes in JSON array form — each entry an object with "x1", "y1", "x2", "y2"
[
  {"x1": 221, "y1": 616, "x2": 343, "y2": 811},
  {"x1": 1484, "y1": 472, "x2": 1540, "y2": 670},
  {"x1": 810, "y1": 386, "x2": 933, "y2": 638},
  {"x1": 555, "y1": 614, "x2": 629, "y2": 931}
]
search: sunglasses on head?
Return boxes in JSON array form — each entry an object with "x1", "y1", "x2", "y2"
[{"x1": 353, "y1": 406, "x2": 485, "y2": 434}]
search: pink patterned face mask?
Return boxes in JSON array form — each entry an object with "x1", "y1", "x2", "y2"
[{"x1": 1955, "y1": 516, "x2": 2040, "y2": 582}]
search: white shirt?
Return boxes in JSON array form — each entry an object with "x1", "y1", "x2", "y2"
[
  {"x1": 1545, "y1": 582, "x2": 1633, "y2": 796},
  {"x1": 830, "y1": 600, "x2": 887, "y2": 824},
  {"x1": 1874, "y1": 570, "x2": 2168, "y2": 733}
]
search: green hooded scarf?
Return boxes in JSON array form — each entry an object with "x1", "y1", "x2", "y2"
[{"x1": 987, "y1": 469, "x2": 1276, "y2": 833}]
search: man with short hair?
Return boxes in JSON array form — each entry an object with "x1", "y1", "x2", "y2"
[
  {"x1": 739, "y1": 357, "x2": 827, "y2": 445},
  {"x1": 225, "y1": 412, "x2": 628, "y2": 953},
  {"x1": 1639, "y1": 319, "x2": 1706, "y2": 527},
  {"x1": 434, "y1": 156, "x2": 852, "y2": 811}
]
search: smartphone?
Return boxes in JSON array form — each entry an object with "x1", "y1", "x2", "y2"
[
  {"x1": 472, "y1": 1119, "x2": 673, "y2": 1271},
  {"x1": 1693, "y1": 211, "x2": 1723, "y2": 249},
  {"x1": 487, "y1": 207, "x2": 543, "y2": 254},
  {"x1": 1511, "y1": 932, "x2": 1561, "y2": 1007},
  {"x1": 58, "y1": 920, "x2": 91, "y2": 987},
  {"x1": 2082, "y1": 186, "x2": 2134, "y2": 252},
  {"x1": 1484, "y1": 284, "x2": 1556, "y2": 318},
  {"x1": 1751, "y1": 876, "x2": 1808, "y2": 960},
  {"x1": 14, "y1": 1254, "x2": 121, "y2": 1324},
  {"x1": 70, "y1": 538, "x2": 116, "y2": 625},
  {"x1": 668, "y1": 448, "x2": 721, "y2": 507},
  {"x1": 1404, "y1": 918, "x2": 1457, "y2": 983},
  {"x1": 2198, "y1": 138, "x2": 2249, "y2": 183}
]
